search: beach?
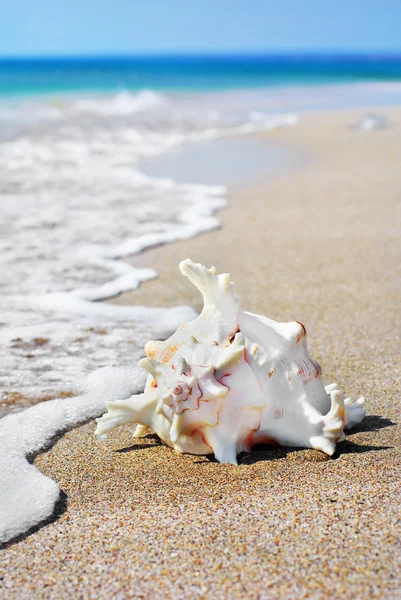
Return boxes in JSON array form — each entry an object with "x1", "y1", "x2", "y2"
[{"x1": 1, "y1": 105, "x2": 400, "y2": 599}]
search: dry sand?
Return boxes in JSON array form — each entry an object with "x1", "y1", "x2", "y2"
[{"x1": 1, "y1": 107, "x2": 400, "y2": 599}]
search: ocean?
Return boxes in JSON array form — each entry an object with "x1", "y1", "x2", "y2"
[
  {"x1": 2, "y1": 54, "x2": 401, "y2": 96},
  {"x1": 1, "y1": 54, "x2": 401, "y2": 403}
]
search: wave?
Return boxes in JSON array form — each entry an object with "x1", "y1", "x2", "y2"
[
  {"x1": 0, "y1": 89, "x2": 298, "y2": 400},
  {"x1": 67, "y1": 89, "x2": 169, "y2": 116},
  {"x1": 0, "y1": 87, "x2": 298, "y2": 544}
]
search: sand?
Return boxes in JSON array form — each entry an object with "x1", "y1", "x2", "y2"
[{"x1": 1, "y1": 107, "x2": 400, "y2": 599}]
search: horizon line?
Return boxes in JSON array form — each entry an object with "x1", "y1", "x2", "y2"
[{"x1": 1, "y1": 50, "x2": 401, "y2": 62}]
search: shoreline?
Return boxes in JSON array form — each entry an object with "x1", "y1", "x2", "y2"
[
  {"x1": 113, "y1": 104, "x2": 400, "y2": 313},
  {"x1": 139, "y1": 132, "x2": 305, "y2": 188},
  {"x1": 1, "y1": 105, "x2": 400, "y2": 599}
]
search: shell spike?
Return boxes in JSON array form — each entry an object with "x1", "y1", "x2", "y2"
[
  {"x1": 309, "y1": 391, "x2": 346, "y2": 455},
  {"x1": 95, "y1": 391, "x2": 157, "y2": 438},
  {"x1": 138, "y1": 357, "x2": 159, "y2": 378},
  {"x1": 325, "y1": 383, "x2": 338, "y2": 395},
  {"x1": 133, "y1": 424, "x2": 148, "y2": 438},
  {"x1": 179, "y1": 259, "x2": 236, "y2": 306},
  {"x1": 324, "y1": 390, "x2": 346, "y2": 435},
  {"x1": 214, "y1": 444, "x2": 238, "y2": 465},
  {"x1": 179, "y1": 259, "x2": 225, "y2": 305},
  {"x1": 309, "y1": 435, "x2": 337, "y2": 456},
  {"x1": 179, "y1": 259, "x2": 239, "y2": 343},
  {"x1": 204, "y1": 427, "x2": 238, "y2": 464},
  {"x1": 177, "y1": 357, "x2": 190, "y2": 375},
  {"x1": 144, "y1": 340, "x2": 167, "y2": 360},
  {"x1": 170, "y1": 413, "x2": 186, "y2": 443},
  {"x1": 214, "y1": 332, "x2": 245, "y2": 377},
  {"x1": 344, "y1": 396, "x2": 365, "y2": 430}
]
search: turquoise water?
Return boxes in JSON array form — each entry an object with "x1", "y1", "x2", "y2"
[{"x1": 1, "y1": 54, "x2": 401, "y2": 97}]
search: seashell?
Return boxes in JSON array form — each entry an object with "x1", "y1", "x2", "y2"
[{"x1": 95, "y1": 260, "x2": 365, "y2": 464}]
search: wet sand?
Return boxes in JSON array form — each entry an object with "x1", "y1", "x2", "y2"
[
  {"x1": 1, "y1": 107, "x2": 400, "y2": 599},
  {"x1": 140, "y1": 132, "x2": 304, "y2": 186}
]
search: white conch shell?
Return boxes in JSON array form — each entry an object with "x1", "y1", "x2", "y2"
[{"x1": 95, "y1": 260, "x2": 365, "y2": 464}]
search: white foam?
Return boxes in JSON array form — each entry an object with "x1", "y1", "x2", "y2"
[
  {"x1": 0, "y1": 88, "x2": 298, "y2": 543},
  {"x1": 0, "y1": 365, "x2": 148, "y2": 544},
  {"x1": 69, "y1": 90, "x2": 169, "y2": 116},
  {"x1": 0, "y1": 89, "x2": 297, "y2": 399}
]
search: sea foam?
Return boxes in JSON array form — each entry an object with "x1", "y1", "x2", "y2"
[
  {"x1": 0, "y1": 90, "x2": 295, "y2": 400},
  {"x1": 0, "y1": 365, "x2": 157, "y2": 544},
  {"x1": 0, "y1": 88, "x2": 297, "y2": 544}
]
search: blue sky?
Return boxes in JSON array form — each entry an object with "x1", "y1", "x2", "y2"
[{"x1": 0, "y1": 0, "x2": 400, "y2": 56}]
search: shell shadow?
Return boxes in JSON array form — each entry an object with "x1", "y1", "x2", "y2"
[
  {"x1": 194, "y1": 414, "x2": 396, "y2": 465},
  {"x1": 347, "y1": 415, "x2": 396, "y2": 434},
  {"x1": 332, "y1": 440, "x2": 392, "y2": 458},
  {"x1": 194, "y1": 447, "x2": 295, "y2": 465},
  {"x1": 115, "y1": 442, "x2": 160, "y2": 453},
  {"x1": 194, "y1": 442, "x2": 393, "y2": 466},
  {"x1": 194, "y1": 439, "x2": 393, "y2": 466},
  {"x1": 114, "y1": 433, "x2": 161, "y2": 453},
  {"x1": 111, "y1": 416, "x2": 396, "y2": 463}
]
